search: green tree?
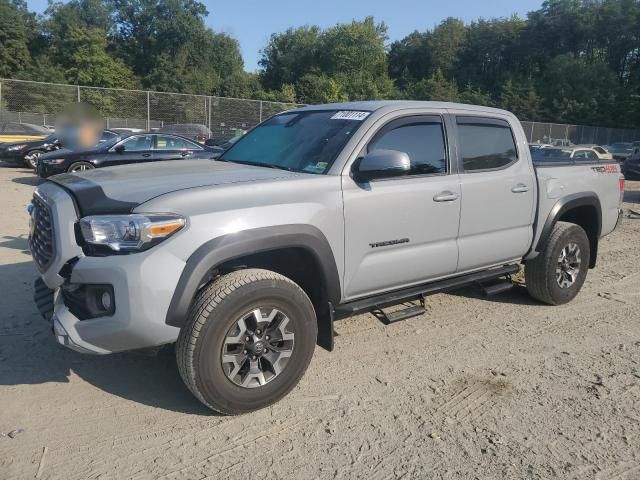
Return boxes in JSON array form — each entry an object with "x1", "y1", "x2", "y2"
[
  {"x1": 406, "y1": 70, "x2": 459, "y2": 101},
  {"x1": 112, "y1": 0, "x2": 245, "y2": 94},
  {"x1": 259, "y1": 26, "x2": 322, "y2": 90},
  {"x1": 0, "y1": 0, "x2": 34, "y2": 77},
  {"x1": 296, "y1": 74, "x2": 346, "y2": 104}
]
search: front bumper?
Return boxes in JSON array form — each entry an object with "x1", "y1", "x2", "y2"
[
  {"x1": 37, "y1": 161, "x2": 65, "y2": 178},
  {"x1": 0, "y1": 150, "x2": 27, "y2": 165},
  {"x1": 31, "y1": 183, "x2": 183, "y2": 354}
]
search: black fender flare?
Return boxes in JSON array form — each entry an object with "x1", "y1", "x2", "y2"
[
  {"x1": 165, "y1": 224, "x2": 342, "y2": 328},
  {"x1": 534, "y1": 192, "x2": 602, "y2": 267}
]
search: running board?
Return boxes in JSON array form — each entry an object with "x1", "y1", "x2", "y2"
[
  {"x1": 482, "y1": 281, "x2": 514, "y2": 296},
  {"x1": 374, "y1": 303, "x2": 426, "y2": 325},
  {"x1": 335, "y1": 264, "x2": 520, "y2": 316}
]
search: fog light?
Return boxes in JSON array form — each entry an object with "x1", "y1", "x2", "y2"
[{"x1": 101, "y1": 291, "x2": 112, "y2": 311}]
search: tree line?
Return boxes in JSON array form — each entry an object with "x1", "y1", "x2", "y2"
[{"x1": 1, "y1": 0, "x2": 639, "y2": 127}]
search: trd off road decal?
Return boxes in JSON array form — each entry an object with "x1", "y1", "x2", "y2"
[{"x1": 591, "y1": 164, "x2": 619, "y2": 174}]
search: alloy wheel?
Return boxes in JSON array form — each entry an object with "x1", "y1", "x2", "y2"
[
  {"x1": 221, "y1": 307, "x2": 295, "y2": 388},
  {"x1": 556, "y1": 242, "x2": 581, "y2": 288}
]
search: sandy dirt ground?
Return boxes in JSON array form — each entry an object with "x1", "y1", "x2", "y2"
[{"x1": 0, "y1": 165, "x2": 639, "y2": 480}]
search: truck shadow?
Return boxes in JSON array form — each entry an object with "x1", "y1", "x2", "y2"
[
  {"x1": 12, "y1": 174, "x2": 42, "y2": 187},
  {"x1": 0, "y1": 261, "x2": 213, "y2": 416},
  {"x1": 623, "y1": 189, "x2": 640, "y2": 204},
  {"x1": 446, "y1": 283, "x2": 541, "y2": 306}
]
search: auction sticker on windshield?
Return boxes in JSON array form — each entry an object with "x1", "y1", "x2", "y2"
[{"x1": 330, "y1": 111, "x2": 370, "y2": 121}]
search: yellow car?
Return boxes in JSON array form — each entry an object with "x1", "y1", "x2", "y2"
[{"x1": 0, "y1": 122, "x2": 50, "y2": 143}]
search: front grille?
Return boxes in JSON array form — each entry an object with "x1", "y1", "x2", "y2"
[{"x1": 29, "y1": 193, "x2": 55, "y2": 271}]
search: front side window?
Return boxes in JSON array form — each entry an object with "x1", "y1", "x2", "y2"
[
  {"x1": 368, "y1": 120, "x2": 447, "y2": 175},
  {"x1": 120, "y1": 135, "x2": 153, "y2": 151},
  {"x1": 457, "y1": 118, "x2": 517, "y2": 171},
  {"x1": 155, "y1": 135, "x2": 200, "y2": 150},
  {"x1": 220, "y1": 110, "x2": 367, "y2": 174}
]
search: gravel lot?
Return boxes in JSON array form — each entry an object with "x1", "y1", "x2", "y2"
[{"x1": 0, "y1": 165, "x2": 639, "y2": 480}]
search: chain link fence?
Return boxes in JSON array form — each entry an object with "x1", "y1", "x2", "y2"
[
  {"x1": 521, "y1": 121, "x2": 640, "y2": 146},
  {"x1": 0, "y1": 78, "x2": 301, "y2": 139},
  {"x1": 2, "y1": 78, "x2": 640, "y2": 145}
]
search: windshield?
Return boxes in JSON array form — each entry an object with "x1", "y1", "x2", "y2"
[
  {"x1": 99, "y1": 135, "x2": 123, "y2": 150},
  {"x1": 220, "y1": 110, "x2": 368, "y2": 174}
]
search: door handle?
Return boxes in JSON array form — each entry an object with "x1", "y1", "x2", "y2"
[
  {"x1": 511, "y1": 183, "x2": 529, "y2": 193},
  {"x1": 433, "y1": 191, "x2": 459, "y2": 202},
  {"x1": 141, "y1": 153, "x2": 151, "y2": 158}
]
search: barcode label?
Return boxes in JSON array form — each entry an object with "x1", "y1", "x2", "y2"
[{"x1": 330, "y1": 111, "x2": 370, "y2": 121}]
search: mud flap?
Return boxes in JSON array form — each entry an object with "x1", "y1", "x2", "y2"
[{"x1": 316, "y1": 302, "x2": 335, "y2": 352}]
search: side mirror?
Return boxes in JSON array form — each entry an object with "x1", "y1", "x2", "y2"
[
  {"x1": 352, "y1": 149, "x2": 411, "y2": 182},
  {"x1": 114, "y1": 144, "x2": 125, "y2": 154}
]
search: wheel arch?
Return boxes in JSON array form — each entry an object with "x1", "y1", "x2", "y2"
[
  {"x1": 535, "y1": 192, "x2": 601, "y2": 268},
  {"x1": 165, "y1": 225, "x2": 341, "y2": 349}
]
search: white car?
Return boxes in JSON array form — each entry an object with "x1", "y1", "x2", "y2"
[{"x1": 574, "y1": 144, "x2": 613, "y2": 160}]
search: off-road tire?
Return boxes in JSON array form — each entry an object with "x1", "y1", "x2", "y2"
[
  {"x1": 176, "y1": 268, "x2": 317, "y2": 415},
  {"x1": 525, "y1": 221, "x2": 590, "y2": 305}
]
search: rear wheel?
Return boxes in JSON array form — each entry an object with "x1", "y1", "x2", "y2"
[
  {"x1": 67, "y1": 161, "x2": 94, "y2": 173},
  {"x1": 176, "y1": 268, "x2": 317, "y2": 415},
  {"x1": 24, "y1": 150, "x2": 44, "y2": 169},
  {"x1": 525, "y1": 221, "x2": 590, "y2": 305}
]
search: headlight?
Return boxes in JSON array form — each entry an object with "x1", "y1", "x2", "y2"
[
  {"x1": 79, "y1": 214, "x2": 186, "y2": 252},
  {"x1": 7, "y1": 144, "x2": 27, "y2": 151},
  {"x1": 42, "y1": 158, "x2": 65, "y2": 165}
]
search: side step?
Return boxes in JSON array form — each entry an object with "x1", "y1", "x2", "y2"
[
  {"x1": 373, "y1": 296, "x2": 426, "y2": 325},
  {"x1": 482, "y1": 281, "x2": 513, "y2": 296}
]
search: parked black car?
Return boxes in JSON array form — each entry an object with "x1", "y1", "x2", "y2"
[
  {"x1": 608, "y1": 142, "x2": 633, "y2": 163},
  {"x1": 0, "y1": 129, "x2": 119, "y2": 169},
  {"x1": 37, "y1": 132, "x2": 223, "y2": 178}
]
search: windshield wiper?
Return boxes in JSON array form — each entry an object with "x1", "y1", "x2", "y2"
[{"x1": 221, "y1": 159, "x2": 297, "y2": 172}]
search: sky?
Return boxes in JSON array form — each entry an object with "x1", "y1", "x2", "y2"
[{"x1": 26, "y1": 0, "x2": 543, "y2": 71}]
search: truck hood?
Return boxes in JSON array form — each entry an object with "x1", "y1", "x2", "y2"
[{"x1": 49, "y1": 159, "x2": 303, "y2": 216}]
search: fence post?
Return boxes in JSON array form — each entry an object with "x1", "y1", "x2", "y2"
[
  {"x1": 259, "y1": 101, "x2": 263, "y2": 123},
  {"x1": 146, "y1": 91, "x2": 150, "y2": 131},
  {"x1": 564, "y1": 125, "x2": 569, "y2": 143},
  {"x1": 77, "y1": 85, "x2": 81, "y2": 102},
  {"x1": 208, "y1": 96, "x2": 212, "y2": 131},
  {"x1": 0, "y1": 81, "x2": 2, "y2": 120},
  {"x1": 530, "y1": 122, "x2": 534, "y2": 143}
]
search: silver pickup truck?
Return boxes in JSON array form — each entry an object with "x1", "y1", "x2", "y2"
[{"x1": 30, "y1": 101, "x2": 624, "y2": 414}]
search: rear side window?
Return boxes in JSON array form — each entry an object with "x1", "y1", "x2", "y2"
[
  {"x1": 368, "y1": 118, "x2": 447, "y2": 175},
  {"x1": 457, "y1": 117, "x2": 517, "y2": 171},
  {"x1": 155, "y1": 135, "x2": 201, "y2": 150},
  {"x1": 572, "y1": 150, "x2": 599, "y2": 161}
]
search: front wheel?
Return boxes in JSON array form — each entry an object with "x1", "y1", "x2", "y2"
[
  {"x1": 24, "y1": 150, "x2": 44, "y2": 169},
  {"x1": 176, "y1": 268, "x2": 317, "y2": 415},
  {"x1": 67, "y1": 161, "x2": 95, "y2": 173},
  {"x1": 525, "y1": 221, "x2": 590, "y2": 305}
]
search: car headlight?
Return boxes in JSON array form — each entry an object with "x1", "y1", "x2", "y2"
[
  {"x1": 7, "y1": 144, "x2": 27, "y2": 151},
  {"x1": 42, "y1": 158, "x2": 65, "y2": 165},
  {"x1": 79, "y1": 214, "x2": 186, "y2": 252}
]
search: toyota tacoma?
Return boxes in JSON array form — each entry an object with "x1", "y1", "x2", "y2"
[{"x1": 29, "y1": 101, "x2": 624, "y2": 414}]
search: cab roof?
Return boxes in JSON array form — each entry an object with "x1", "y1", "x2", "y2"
[{"x1": 294, "y1": 100, "x2": 514, "y2": 117}]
